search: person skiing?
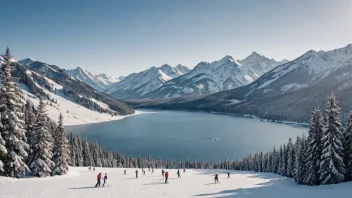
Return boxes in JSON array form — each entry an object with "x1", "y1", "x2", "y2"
[
  {"x1": 177, "y1": 169, "x2": 181, "y2": 178},
  {"x1": 214, "y1": 173, "x2": 219, "y2": 184},
  {"x1": 183, "y1": 168, "x2": 186, "y2": 173},
  {"x1": 135, "y1": 170, "x2": 138, "y2": 178},
  {"x1": 143, "y1": 169, "x2": 146, "y2": 175},
  {"x1": 124, "y1": 169, "x2": 126, "y2": 175},
  {"x1": 88, "y1": 166, "x2": 91, "y2": 171},
  {"x1": 95, "y1": 173, "x2": 102, "y2": 187},
  {"x1": 227, "y1": 172, "x2": 230, "y2": 178},
  {"x1": 102, "y1": 173, "x2": 108, "y2": 187},
  {"x1": 162, "y1": 169, "x2": 165, "y2": 179},
  {"x1": 93, "y1": 167, "x2": 95, "y2": 171},
  {"x1": 165, "y1": 171, "x2": 169, "y2": 184},
  {"x1": 152, "y1": 167, "x2": 154, "y2": 173},
  {"x1": 149, "y1": 167, "x2": 150, "y2": 172}
]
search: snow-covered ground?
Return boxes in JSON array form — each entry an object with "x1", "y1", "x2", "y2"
[{"x1": 0, "y1": 167, "x2": 350, "y2": 198}]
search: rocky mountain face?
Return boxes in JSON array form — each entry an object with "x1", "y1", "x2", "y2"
[
  {"x1": 105, "y1": 64, "x2": 190, "y2": 99},
  {"x1": 128, "y1": 44, "x2": 352, "y2": 122},
  {"x1": 66, "y1": 66, "x2": 120, "y2": 92},
  {"x1": 143, "y1": 53, "x2": 287, "y2": 99},
  {"x1": 17, "y1": 58, "x2": 134, "y2": 115}
]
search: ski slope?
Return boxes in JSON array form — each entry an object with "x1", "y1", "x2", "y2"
[{"x1": 0, "y1": 167, "x2": 351, "y2": 198}]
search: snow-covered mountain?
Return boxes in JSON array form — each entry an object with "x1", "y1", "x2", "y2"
[
  {"x1": 240, "y1": 51, "x2": 289, "y2": 80},
  {"x1": 7, "y1": 58, "x2": 135, "y2": 124},
  {"x1": 65, "y1": 67, "x2": 119, "y2": 92},
  {"x1": 143, "y1": 53, "x2": 287, "y2": 98},
  {"x1": 105, "y1": 64, "x2": 190, "y2": 99},
  {"x1": 132, "y1": 44, "x2": 352, "y2": 122}
]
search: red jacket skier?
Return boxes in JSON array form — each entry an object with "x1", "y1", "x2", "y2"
[{"x1": 95, "y1": 173, "x2": 102, "y2": 187}]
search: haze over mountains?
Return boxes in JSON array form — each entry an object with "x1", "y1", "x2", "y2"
[
  {"x1": 66, "y1": 67, "x2": 123, "y2": 92},
  {"x1": 129, "y1": 44, "x2": 352, "y2": 122},
  {"x1": 13, "y1": 44, "x2": 352, "y2": 123},
  {"x1": 105, "y1": 64, "x2": 190, "y2": 99},
  {"x1": 143, "y1": 53, "x2": 288, "y2": 98}
]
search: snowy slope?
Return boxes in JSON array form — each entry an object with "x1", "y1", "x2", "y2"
[
  {"x1": 21, "y1": 72, "x2": 141, "y2": 126},
  {"x1": 1, "y1": 57, "x2": 135, "y2": 125},
  {"x1": 105, "y1": 64, "x2": 190, "y2": 99},
  {"x1": 144, "y1": 53, "x2": 286, "y2": 98},
  {"x1": 0, "y1": 167, "x2": 351, "y2": 198},
  {"x1": 66, "y1": 67, "x2": 119, "y2": 92}
]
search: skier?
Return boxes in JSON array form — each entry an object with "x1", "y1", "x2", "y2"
[
  {"x1": 152, "y1": 167, "x2": 154, "y2": 173},
  {"x1": 88, "y1": 166, "x2": 91, "y2": 171},
  {"x1": 177, "y1": 169, "x2": 181, "y2": 178},
  {"x1": 149, "y1": 167, "x2": 150, "y2": 171},
  {"x1": 93, "y1": 167, "x2": 95, "y2": 171},
  {"x1": 183, "y1": 168, "x2": 186, "y2": 173},
  {"x1": 135, "y1": 170, "x2": 139, "y2": 178},
  {"x1": 95, "y1": 173, "x2": 102, "y2": 187},
  {"x1": 162, "y1": 169, "x2": 165, "y2": 179},
  {"x1": 102, "y1": 173, "x2": 108, "y2": 187},
  {"x1": 165, "y1": 171, "x2": 169, "y2": 184},
  {"x1": 124, "y1": 169, "x2": 126, "y2": 175},
  {"x1": 214, "y1": 173, "x2": 219, "y2": 184},
  {"x1": 143, "y1": 170, "x2": 146, "y2": 175},
  {"x1": 227, "y1": 172, "x2": 230, "y2": 178}
]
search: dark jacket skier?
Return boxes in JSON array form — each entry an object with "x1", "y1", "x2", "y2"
[
  {"x1": 177, "y1": 169, "x2": 181, "y2": 178},
  {"x1": 102, "y1": 173, "x2": 108, "y2": 187}
]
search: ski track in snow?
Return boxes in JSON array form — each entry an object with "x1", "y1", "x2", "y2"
[{"x1": 0, "y1": 167, "x2": 351, "y2": 198}]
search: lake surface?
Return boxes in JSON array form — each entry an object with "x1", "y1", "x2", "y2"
[{"x1": 66, "y1": 110, "x2": 307, "y2": 161}]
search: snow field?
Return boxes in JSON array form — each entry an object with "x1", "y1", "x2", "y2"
[{"x1": 0, "y1": 167, "x2": 351, "y2": 198}]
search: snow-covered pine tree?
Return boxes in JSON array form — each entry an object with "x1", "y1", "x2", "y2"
[
  {"x1": 271, "y1": 146, "x2": 279, "y2": 173},
  {"x1": 52, "y1": 114, "x2": 70, "y2": 175},
  {"x1": 293, "y1": 135, "x2": 301, "y2": 182},
  {"x1": 82, "y1": 138, "x2": 92, "y2": 167},
  {"x1": 279, "y1": 144, "x2": 288, "y2": 176},
  {"x1": 344, "y1": 110, "x2": 352, "y2": 181},
  {"x1": 304, "y1": 108, "x2": 324, "y2": 185},
  {"x1": 278, "y1": 145, "x2": 283, "y2": 175},
  {"x1": 287, "y1": 138, "x2": 295, "y2": 178},
  {"x1": 24, "y1": 100, "x2": 36, "y2": 141},
  {"x1": 28, "y1": 98, "x2": 55, "y2": 177},
  {"x1": 0, "y1": 48, "x2": 30, "y2": 177},
  {"x1": 73, "y1": 136, "x2": 83, "y2": 167},
  {"x1": 319, "y1": 93, "x2": 346, "y2": 184}
]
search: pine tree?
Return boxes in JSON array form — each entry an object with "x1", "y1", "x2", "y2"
[
  {"x1": 0, "y1": 47, "x2": 30, "y2": 177},
  {"x1": 344, "y1": 111, "x2": 352, "y2": 181},
  {"x1": 295, "y1": 134, "x2": 307, "y2": 184},
  {"x1": 304, "y1": 109, "x2": 324, "y2": 185},
  {"x1": 82, "y1": 138, "x2": 92, "y2": 167},
  {"x1": 319, "y1": 93, "x2": 346, "y2": 184},
  {"x1": 28, "y1": 98, "x2": 55, "y2": 177},
  {"x1": 286, "y1": 138, "x2": 295, "y2": 178},
  {"x1": 52, "y1": 114, "x2": 70, "y2": 175}
]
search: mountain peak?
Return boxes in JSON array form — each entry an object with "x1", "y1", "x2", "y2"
[
  {"x1": 250, "y1": 51, "x2": 261, "y2": 56},
  {"x1": 220, "y1": 55, "x2": 235, "y2": 62}
]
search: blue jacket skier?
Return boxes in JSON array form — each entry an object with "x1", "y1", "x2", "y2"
[{"x1": 102, "y1": 173, "x2": 108, "y2": 187}]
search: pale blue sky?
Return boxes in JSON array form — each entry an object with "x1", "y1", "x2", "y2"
[{"x1": 1, "y1": 0, "x2": 351, "y2": 76}]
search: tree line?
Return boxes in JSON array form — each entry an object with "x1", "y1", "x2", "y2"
[
  {"x1": 68, "y1": 133, "x2": 217, "y2": 170},
  {"x1": 217, "y1": 93, "x2": 352, "y2": 185}
]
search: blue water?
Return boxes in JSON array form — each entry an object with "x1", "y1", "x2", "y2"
[{"x1": 65, "y1": 110, "x2": 307, "y2": 161}]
